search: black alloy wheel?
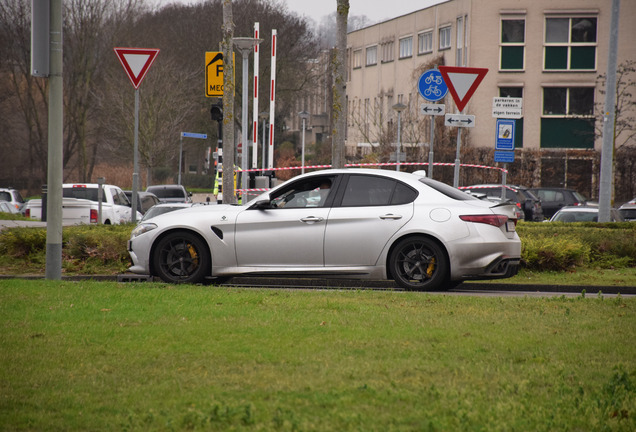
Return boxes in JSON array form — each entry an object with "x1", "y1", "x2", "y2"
[
  {"x1": 152, "y1": 232, "x2": 210, "y2": 284},
  {"x1": 390, "y1": 236, "x2": 448, "y2": 291}
]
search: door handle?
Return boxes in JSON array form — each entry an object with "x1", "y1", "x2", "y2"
[
  {"x1": 300, "y1": 216, "x2": 324, "y2": 224},
  {"x1": 380, "y1": 214, "x2": 402, "y2": 220}
]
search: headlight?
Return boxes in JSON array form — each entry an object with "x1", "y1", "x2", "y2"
[{"x1": 131, "y1": 223, "x2": 157, "y2": 238}]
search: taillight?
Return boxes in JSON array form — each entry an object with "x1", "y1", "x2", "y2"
[
  {"x1": 460, "y1": 214, "x2": 509, "y2": 227},
  {"x1": 25, "y1": 209, "x2": 30, "y2": 218},
  {"x1": 90, "y1": 209, "x2": 98, "y2": 223}
]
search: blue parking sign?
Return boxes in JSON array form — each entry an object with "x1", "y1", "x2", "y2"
[
  {"x1": 495, "y1": 119, "x2": 515, "y2": 150},
  {"x1": 418, "y1": 69, "x2": 448, "y2": 102}
]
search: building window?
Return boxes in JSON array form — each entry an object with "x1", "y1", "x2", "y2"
[
  {"x1": 381, "y1": 41, "x2": 394, "y2": 63},
  {"x1": 366, "y1": 46, "x2": 377, "y2": 66},
  {"x1": 353, "y1": 49, "x2": 362, "y2": 69},
  {"x1": 499, "y1": 87, "x2": 524, "y2": 148},
  {"x1": 439, "y1": 26, "x2": 451, "y2": 50},
  {"x1": 418, "y1": 31, "x2": 433, "y2": 55},
  {"x1": 500, "y1": 19, "x2": 525, "y2": 70},
  {"x1": 399, "y1": 36, "x2": 413, "y2": 59},
  {"x1": 544, "y1": 17, "x2": 597, "y2": 70},
  {"x1": 541, "y1": 87, "x2": 595, "y2": 148}
]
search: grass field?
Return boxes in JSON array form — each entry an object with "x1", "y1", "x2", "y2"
[{"x1": 1, "y1": 279, "x2": 634, "y2": 431}]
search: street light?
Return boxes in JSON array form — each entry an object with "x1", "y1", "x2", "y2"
[
  {"x1": 259, "y1": 111, "x2": 268, "y2": 171},
  {"x1": 298, "y1": 110, "x2": 310, "y2": 174},
  {"x1": 233, "y1": 37, "x2": 262, "y2": 199},
  {"x1": 392, "y1": 103, "x2": 407, "y2": 171}
]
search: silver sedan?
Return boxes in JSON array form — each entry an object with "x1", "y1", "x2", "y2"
[{"x1": 128, "y1": 169, "x2": 521, "y2": 291}]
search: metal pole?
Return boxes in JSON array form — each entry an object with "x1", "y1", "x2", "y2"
[
  {"x1": 45, "y1": 0, "x2": 63, "y2": 280},
  {"x1": 97, "y1": 177, "x2": 104, "y2": 224},
  {"x1": 428, "y1": 116, "x2": 434, "y2": 178},
  {"x1": 261, "y1": 116, "x2": 267, "y2": 170},
  {"x1": 453, "y1": 126, "x2": 462, "y2": 188},
  {"x1": 396, "y1": 111, "x2": 401, "y2": 171},
  {"x1": 177, "y1": 133, "x2": 183, "y2": 185},
  {"x1": 301, "y1": 117, "x2": 306, "y2": 174},
  {"x1": 132, "y1": 88, "x2": 140, "y2": 223},
  {"x1": 240, "y1": 49, "x2": 249, "y2": 198},
  {"x1": 598, "y1": 0, "x2": 620, "y2": 222}
]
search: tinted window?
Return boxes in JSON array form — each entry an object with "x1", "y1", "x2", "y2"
[
  {"x1": 341, "y1": 175, "x2": 416, "y2": 207},
  {"x1": 420, "y1": 178, "x2": 478, "y2": 201},
  {"x1": 63, "y1": 187, "x2": 106, "y2": 202}
]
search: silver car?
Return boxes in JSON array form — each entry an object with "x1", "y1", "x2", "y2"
[{"x1": 128, "y1": 169, "x2": 521, "y2": 291}]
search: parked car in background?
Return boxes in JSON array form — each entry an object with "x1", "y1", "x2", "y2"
[
  {"x1": 0, "y1": 188, "x2": 25, "y2": 212},
  {"x1": 24, "y1": 183, "x2": 140, "y2": 224},
  {"x1": 0, "y1": 201, "x2": 20, "y2": 214},
  {"x1": 460, "y1": 184, "x2": 543, "y2": 221},
  {"x1": 146, "y1": 184, "x2": 192, "y2": 204},
  {"x1": 128, "y1": 169, "x2": 522, "y2": 291},
  {"x1": 618, "y1": 202, "x2": 636, "y2": 221},
  {"x1": 549, "y1": 206, "x2": 624, "y2": 222},
  {"x1": 140, "y1": 203, "x2": 199, "y2": 222},
  {"x1": 527, "y1": 187, "x2": 590, "y2": 219},
  {"x1": 124, "y1": 191, "x2": 161, "y2": 215}
]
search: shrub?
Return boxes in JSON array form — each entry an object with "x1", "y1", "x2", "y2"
[{"x1": 521, "y1": 234, "x2": 591, "y2": 271}]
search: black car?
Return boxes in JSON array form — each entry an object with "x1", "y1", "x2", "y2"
[
  {"x1": 146, "y1": 184, "x2": 192, "y2": 204},
  {"x1": 124, "y1": 190, "x2": 161, "y2": 215},
  {"x1": 462, "y1": 184, "x2": 544, "y2": 221},
  {"x1": 527, "y1": 187, "x2": 590, "y2": 219}
]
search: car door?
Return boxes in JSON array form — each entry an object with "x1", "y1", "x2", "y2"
[
  {"x1": 323, "y1": 174, "x2": 415, "y2": 267},
  {"x1": 234, "y1": 175, "x2": 337, "y2": 267}
]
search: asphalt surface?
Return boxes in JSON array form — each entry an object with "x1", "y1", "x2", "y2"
[{"x1": 1, "y1": 273, "x2": 634, "y2": 295}]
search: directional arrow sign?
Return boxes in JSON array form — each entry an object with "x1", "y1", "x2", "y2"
[
  {"x1": 420, "y1": 103, "x2": 446, "y2": 116},
  {"x1": 445, "y1": 114, "x2": 475, "y2": 127},
  {"x1": 114, "y1": 48, "x2": 160, "y2": 89},
  {"x1": 438, "y1": 66, "x2": 488, "y2": 112}
]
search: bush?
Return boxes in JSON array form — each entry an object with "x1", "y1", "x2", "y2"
[{"x1": 517, "y1": 222, "x2": 636, "y2": 271}]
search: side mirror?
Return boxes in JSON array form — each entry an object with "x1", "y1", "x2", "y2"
[{"x1": 251, "y1": 198, "x2": 272, "y2": 210}]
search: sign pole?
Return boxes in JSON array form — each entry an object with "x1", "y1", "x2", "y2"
[
  {"x1": 178, "y1": 132, "x2": 183, "y2": 185},
  {"x1": 132, "y1": 88, "x2": 140, "y2": 223},
  {"x1": 453, "y1": 123, "x2": 462, "y2": 188},
  {"x1": 428, "y1": 116, "x2": 435, "y2": 178}
]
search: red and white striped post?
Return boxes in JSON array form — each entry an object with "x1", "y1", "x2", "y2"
[
  {"x1": 252, "y1": 22, "x2": 259, "y2": 169},
  {"x1": 268, "y1": 29, "x2": 277, "y2": 169}
]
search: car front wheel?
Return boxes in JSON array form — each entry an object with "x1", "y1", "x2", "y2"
[
  {"x1": 390, "y1": 236, "x2": 448, "y2": 291},
  {"x1": 152, "y1": 231, "x2": 210, "y2": 284}
]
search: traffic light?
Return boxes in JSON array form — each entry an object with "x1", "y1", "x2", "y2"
[{"x1": 210, "y1": 101, "x2": 223, "y2": 122}]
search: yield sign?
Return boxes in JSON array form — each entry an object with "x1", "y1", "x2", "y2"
[
  {"x1": 438, "y1": 66, "x2": 488, "y2": 112},
  {"x1": 114, "y1": 47, "x2": 160, "y2": 89}
]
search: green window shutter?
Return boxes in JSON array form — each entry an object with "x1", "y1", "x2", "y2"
[
  {"x1": 501, "y1": 46, "x2": 524, "y2": 70},
  {"x1": 541, "y1": 118, "x2": 595, "y2": 148},
  {"x1": 544, "y1": 46, "x2": 567, "y2": 70},
  {"x1": 570, "y1": 46, "x2": 596, "y2": 69}
]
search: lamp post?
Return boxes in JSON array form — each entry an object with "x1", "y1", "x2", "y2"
[
  {"x1": 233, "y1": 37, "x2": 262, "y2": 199},
  {"x1": 259, "y1": 111, "x2": 268, "y2": 171},
  {"x1": 392, "y1": 103, "x2": 407, "y2": 171},
  {"x1": 298, "y1": 110, "x2": 310, "y2": 174}
]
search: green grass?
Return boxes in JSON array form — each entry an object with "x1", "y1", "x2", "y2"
[{"x1": 1, "y1": 279, "x2": 635, "y2": 431}]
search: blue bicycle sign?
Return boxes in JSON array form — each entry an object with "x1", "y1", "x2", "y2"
[{"x1": 418, "y1": 69, "x2": 448, "y2": 102}]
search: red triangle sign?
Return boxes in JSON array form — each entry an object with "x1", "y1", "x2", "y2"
[
  {"x1": 114, "y1": 47, "x2": 160, "y2": 89},
  {"x1": 438, "y1": 66, "x2": 488, "y2": 112}
]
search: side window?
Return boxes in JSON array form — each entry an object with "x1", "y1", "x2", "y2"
[
  {"x1": 341, "y1": 175, "x2": 415, "y2": 207},
  {"x1": 111, "y1": 189, "x2": 121, "y2": 205},
  {"x1": 270, "y1": 177, "x2": 334, "y2": 209}
]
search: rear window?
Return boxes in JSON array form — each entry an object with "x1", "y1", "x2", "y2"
[
  {"x1": 148, "y1": 187, "x2": 186, "y2": 199},
  {"x1": 420, "y1": 178, "x2": 478, "y2": 201},
  {"x1": 63, "y1": 187, "x2": 105, "y2": 202}
]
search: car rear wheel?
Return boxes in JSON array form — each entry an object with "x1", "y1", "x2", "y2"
[
  {"x1": 390, "y1": 236, "x2": 448, "y2": 291},
  {"x1": 152, "y1": 232, "x2": 210, "y2": 284}
]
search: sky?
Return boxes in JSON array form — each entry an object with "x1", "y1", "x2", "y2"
[{"x1": 282, "y1": 0, "x2": 446, "y2": 23}]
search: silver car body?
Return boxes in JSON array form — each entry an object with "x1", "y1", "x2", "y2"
[{"x1": 128, "y1": 169, "x2": 521, "y2": 289}]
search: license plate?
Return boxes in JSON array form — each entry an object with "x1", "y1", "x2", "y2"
[{"x1": 506, "y1": 220, "x2": 516, "y2": 232}]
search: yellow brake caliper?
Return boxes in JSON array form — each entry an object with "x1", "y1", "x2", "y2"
[
  {"x1": 187, "y1": 244, "x2": 199, "y2": 266},
  {"x1": 426, "y1": 257, "x2": 436, "y2": 278}
]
